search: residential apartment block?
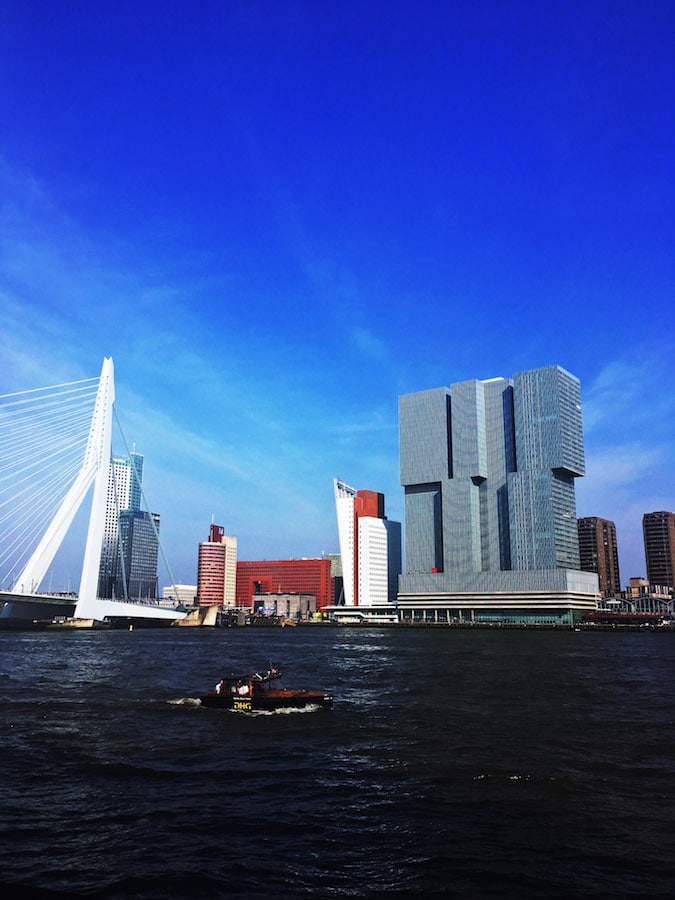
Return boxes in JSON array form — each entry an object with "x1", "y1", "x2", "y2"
[
  {"x1": 643, "y1": 511, "x2": 675, "y2": 589},
  {"x1": 577, "y1": 516, "x2": 621, "y2": 595}
]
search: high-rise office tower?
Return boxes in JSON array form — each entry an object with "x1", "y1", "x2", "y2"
[
  {"x1": 98, "y1": 450, "x2": 144, "y2": 598},
  {"x1": 197, "y1": 524, "x2": 238, "y2": 607},
  {"x1": 642, "y1": 511, "x2": 675, "y2": 588},
  {"x1": 116, "y1": 509, "x2": 160, "y2": 600},
  {"x1": 398, "y1": 365, "x2": 598, "y2": 622},
  {"x1": 334, "y1": 479, "x2": 402, "y2": 606},
  {"x1": 577, "y1": 517, "x2": 621, "y2": 594}
]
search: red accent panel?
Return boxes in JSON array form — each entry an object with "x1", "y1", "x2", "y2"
[{"x1": 355, "y1": 490, "x2": 385, "y2": 518}]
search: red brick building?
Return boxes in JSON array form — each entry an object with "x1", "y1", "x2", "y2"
[
  {"x1": 577, "y1": 516, "x2": 621, "y2": 595},
  {"x1": 236, "y1": 559, "x2": 333, "y2": 610}
]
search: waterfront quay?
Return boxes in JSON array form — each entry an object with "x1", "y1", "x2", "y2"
[{"x1": 219, "y1": 608, "x2": 675, "y2": 632}]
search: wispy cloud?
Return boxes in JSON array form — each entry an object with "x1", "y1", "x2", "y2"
[
  {"x1": 583, "y1": 351, "x2": 674, "y2": 433},
  {"x1": 577, "y1": 351, "x2": 675, "y2": 579},
  {"x1": 583, "y1": 443, "x2": 667, "y2": 490},
  {"x1": 324, "y1": 408, "x2": 395, "y2": 438},
  {"x1": 352, "y1": 325, "x2": 387, "y2": 361}
]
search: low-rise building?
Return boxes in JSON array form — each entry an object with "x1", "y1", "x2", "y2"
[
  {"x1": 236, "y1": 558, "x2": 333, "y2": 609},
  {"x1": 161, "y1": 584, "x2": 197, "y2": 607},
  {"x1": 251, "y1": 592, "x2": 316, "y2": 620}
]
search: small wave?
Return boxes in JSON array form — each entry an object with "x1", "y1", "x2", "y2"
[
  {"x1": 474, "y1": 773, "x2": 536, "y2": 782},
  {"x1": 167, "y1": 697, "x2": 201, "y2": 706},
  {"x1": 472, "y1": 772, "x2": 566, "y2": 786},
  {"x1": 233, "y1": 704, "x2": 324, "y2": 716}
]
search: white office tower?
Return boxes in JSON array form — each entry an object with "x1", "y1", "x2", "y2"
[
  {"x1": 223, "y1": 535, "x2": 238, "y2": 608},
  {"x1": 334, "y1": 480, "x2": 358, "y2": 606},
  {"x1": 98, "y1": 451, "x2": 144, "y2": 598},
  {"x1": 333, "y1": 478, "x2": 401, "y2": 606}
]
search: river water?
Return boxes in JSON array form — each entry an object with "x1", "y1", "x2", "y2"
[{"x1": 1, "y1": 626, "x2": 674, "y2": 898}]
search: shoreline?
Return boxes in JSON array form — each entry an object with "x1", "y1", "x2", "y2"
[{"x1": 1, "y1": 619, "x2": 673, "y2": 633}]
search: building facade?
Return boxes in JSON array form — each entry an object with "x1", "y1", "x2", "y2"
[
  {"x1": 398, "y1": 365, "x2": 598, "y2": 623},
  {"x1": 334, "y1": 479, "x2": 402, "y2": 606},
  {"x1": 643, "y1": 511, "x2": 675, "y2": 589},
  {"x1": 235, "y1": 558, "x2": 333, "y2": 610},
  {"x1": 622, "y1": 577, "x2": 673, "y2": 612},
  {"x1": 98, "y1": 450, "x2": 146, "y2": 599},
  {"x1": 578, "y1": 516, "x2": 621, "y2": 595},
  {"x1": 116, "y1": 509, "x2": 160, "y2": 600},
  {"x1": 324, "y1": 552, "x2": 344, "y2": 608},
  {"x1": 251, "y1": 593, "x2": 316, "y2": 620},
  {"x1": 196, "y1": 524, "x2": 238, "y2": 607},
  {"x1": 162, "y1": 584, "x2": 197, "y2": 607}
]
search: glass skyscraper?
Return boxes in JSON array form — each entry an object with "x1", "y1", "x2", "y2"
[
  {"x1": 97, "y1": 450, "x2": 159, "y2": 600},
  {"x1": 116, "y1": 509, "x2": 160, "y2": 601},
  {"x1": 398, "y1": 365, "x2": 598, "y2": 623}
]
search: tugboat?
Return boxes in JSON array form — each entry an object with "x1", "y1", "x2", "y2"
[{"x1": 200, "y1": 666, "x2": 333, "y2": 711}]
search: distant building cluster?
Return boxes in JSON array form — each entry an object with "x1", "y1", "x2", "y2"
[
  {"x1": 576, "y1": 510, "x2": 675, "y2": 610},
  {"x1": 191, "y1": 537, "x2": 333, "y2": 616},
  {"x1": 188, "y1": 484, "x2": 403, "y2": 622}
]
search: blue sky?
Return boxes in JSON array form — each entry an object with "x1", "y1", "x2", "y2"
[{"x1": 1, "y1": 1, "x2": 673, "y2": 589}]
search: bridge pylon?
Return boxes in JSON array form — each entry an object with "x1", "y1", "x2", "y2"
[{"x1": 1, "y1": 358, "x2": 185, "y2": 626}]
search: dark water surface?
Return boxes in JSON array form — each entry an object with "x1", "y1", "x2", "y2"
[{"x1": 1, "y1": 627, "x2": 674, "y2": 898}]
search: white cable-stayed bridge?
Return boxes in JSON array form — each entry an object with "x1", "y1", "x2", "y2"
[{"x1": 0, "y1": 358, "x2": 186, "y2": 626}]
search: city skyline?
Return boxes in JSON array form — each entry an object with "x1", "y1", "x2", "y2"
[
  {"x1": 0, "y1": 2, "x2": 672, "y2": 586},
  {"x1": 1, "y1": 358, "x2": 672, "y2": 603}
]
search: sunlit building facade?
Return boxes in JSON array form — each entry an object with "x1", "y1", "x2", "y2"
[
  {"x1": 197, "y1": 524, "x2": 238, "y2": 607},
  {"x1": 334, "y1": 479, "x2": 401, "y2": 606},
  {"x1": 235, "y1": 558, "x2": 333, "y2": 610},
  {"x1": 116, "y1": 509, "x2": 160, "y2": 600},
  {"x1": 98, "y1": 450, "x2": 145, "y2": 599},
  {"x1": 643, "y1": 511, "x2": 675, "y2": 589},
  {"x1": 578, "y1": 516, "x2": 621, "y2": 595},
  {"x1": 398, "y1": 365, "x2": 598, "y2": 623}
]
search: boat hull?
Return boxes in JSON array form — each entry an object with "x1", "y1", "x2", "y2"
[{"x1": 200, "y1": 690, "x2": 333, "y2": 711}]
